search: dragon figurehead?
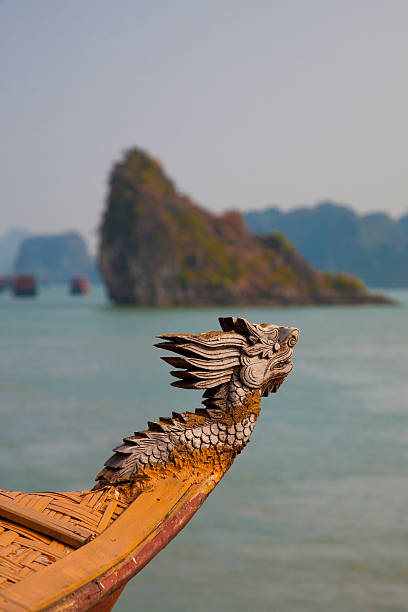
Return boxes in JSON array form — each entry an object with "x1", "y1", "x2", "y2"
[
  {"x1": 158, "y1": 316, "x2": 299, "y2": 403},
  {"x1": 96, "y1": 317, "x2": 299, "y2": 487}
]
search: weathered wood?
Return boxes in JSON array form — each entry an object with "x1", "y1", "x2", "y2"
[
  {"x1": 0, "y1": 316, "x2": 300, "y2": 611},
  {"x1": 1, "y1": 468, "x2": 217, "y2": 612},
  {"x1": 97, "y1": 317, "x2": 299, "y2": 486},
  {"x1": 0, "y1": 496, "x2": 93, "y2": 549}
]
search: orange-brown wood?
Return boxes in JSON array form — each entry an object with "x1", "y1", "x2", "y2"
[
  {"x1": 0, "y1": 466, "x2": 220, "y2": 612},
  {"x1": 0, "y1": 496, "x2": 93, "y2": 548},
  {"x1": 0, "y1": 488, "x2": 128, "y2": 595},
  {"x1": 86, "y1": 587, "x2": 125, "y2": 612}
]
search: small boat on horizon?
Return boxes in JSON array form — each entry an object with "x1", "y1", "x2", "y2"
[
  {"x1": 11, "y1": 275, "x2": 37, "y2": 297},
  {"x1": 0, "y1": 317, "x2": 299, "y2": 611},
  {"x1": 70, "y1": 276, "x2": 90, "y2": 295}
]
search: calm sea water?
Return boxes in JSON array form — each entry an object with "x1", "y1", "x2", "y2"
[{"x1": 1, "y1": 286, "x2": 407, "y2": 612}]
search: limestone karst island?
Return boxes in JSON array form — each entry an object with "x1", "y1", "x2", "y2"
[{"x1": 99, "y1": 149, "x2": 390, "y2": 307}]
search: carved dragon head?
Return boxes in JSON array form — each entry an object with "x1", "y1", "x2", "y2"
[
  {"x1": 96, "y1": 318, "x2": 300, "y2": 486},
  {"x1": 156, "y1": 317, "x2": 299, "y2": 406}
]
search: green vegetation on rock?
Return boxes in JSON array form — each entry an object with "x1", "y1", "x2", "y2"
[{"x1": 99, "y1": 149, "x2": 391, "y2": 306}]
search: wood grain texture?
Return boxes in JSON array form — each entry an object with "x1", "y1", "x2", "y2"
[
  {"x1": 1, "y1": 467, "x2": 219, "y2": 612},
  {"x1": 0, "y1": 489, "x2": 127, "y2": 594},
  {"x1": 0, "y1": 496, "x2": 93, "y2": 548}
]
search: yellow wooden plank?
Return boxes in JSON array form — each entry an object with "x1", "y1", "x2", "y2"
[
  {"x1": 0, "y1": 497, "x2": 93, "y2": 549},
  {"x1": 13, "y1": 538, "x2": 67, "y2": 559},
  {"x1": 0, "y1": 532, "x2": 15, "y2": 547},
  {"x1": 46, "y1": 502, "x2": 99, "y2": 525},
  {"x1": 0, "y1": 520, "x2": 51, "y2": 545},
  {"x1": 96, "y1": 501, "x2": 117, "y2": 534}
]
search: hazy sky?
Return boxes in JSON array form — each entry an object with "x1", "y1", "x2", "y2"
[{"x1": 1, "y1": 0, "x2": 408, "y2": 250}]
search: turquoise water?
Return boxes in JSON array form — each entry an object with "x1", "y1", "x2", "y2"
[{"x1": 1, "y1": 286, "x2": 408, "y2": 611}]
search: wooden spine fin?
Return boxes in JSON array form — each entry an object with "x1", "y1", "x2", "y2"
[{"x1": 172, "y1": 411, "x2": 189, "y2": 423}]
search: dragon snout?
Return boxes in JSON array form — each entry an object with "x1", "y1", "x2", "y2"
[{"x1": 278, "y1": 326, "x2": 299, "y2": 348}]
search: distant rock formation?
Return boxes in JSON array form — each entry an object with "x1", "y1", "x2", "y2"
[
  {"x1": 0, "y1": 228, "x2": 28, "y2": 273},
  {"x1": 15, "y1": 232, "x2": 97, "y2": 284},
  {"x1": 246, "y1": 202, "x2": 408, "y2": 288},
  {"x1": 99, "y1": 149, "x2": 391, "y2": 306}
]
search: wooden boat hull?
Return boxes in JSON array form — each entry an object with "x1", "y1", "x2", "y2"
[
  {"x1": 86, "y1": 588, "x2": 124, "y2": 612},
  {"x1": 0, "y1": 468, "x2": 218, "y2": 611}
]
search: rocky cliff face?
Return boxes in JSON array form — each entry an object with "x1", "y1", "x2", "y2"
[{"x1": 99, "y1": 149, "x2": 390, "y2": 306}]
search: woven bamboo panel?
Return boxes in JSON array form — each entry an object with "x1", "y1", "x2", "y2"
[{"x1": 0, "y1": 487, "x2": 126, "y2": 591}]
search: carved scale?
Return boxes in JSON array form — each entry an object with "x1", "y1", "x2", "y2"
[{"x1": 96, "y1": 317, "x2": 299, "y2": 487}]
